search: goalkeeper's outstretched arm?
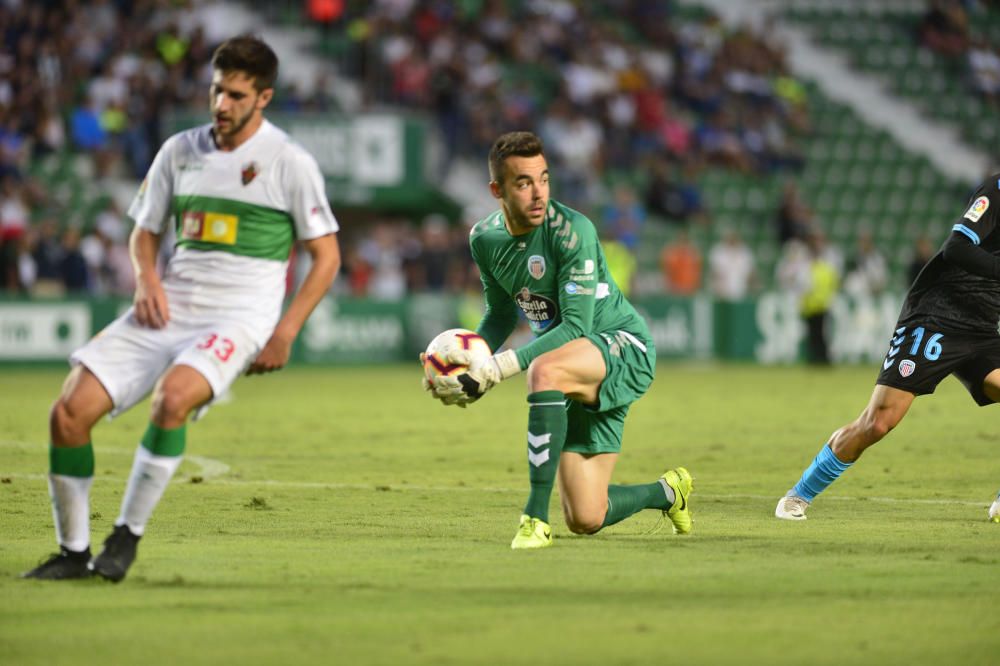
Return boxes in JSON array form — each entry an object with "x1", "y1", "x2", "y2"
[{"x1": 475, "y1": 264, "x2": 520, "y2": 354}]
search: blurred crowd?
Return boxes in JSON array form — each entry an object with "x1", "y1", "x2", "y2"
[
  {"x1": 337, "y1": 0, "x2": 811, "y2": 199},
  {"x1": 0, "y1": 0, "x2": 344, "y2": 295},
  {"x1": 0, "y1": 0, "x2": 960, "y2": 303},
  {"x1": 0, "y1": 0, "x2": 211, "y2": 295},
  {"x1": 655, "y1": 187, "x2": 934, "y2": 303},
  {"x1": 918, "y1": 0, "x2": 1000, "y2": 104},
  {"x1": 338, "y1": 215, "x2": 478, "y2": 298},
  {"x1": 0, "y1": 0, "x2": 814, "y2": 299},
  {"x1": 315, "y1": 0, "x2": 819, "y2": 299}
]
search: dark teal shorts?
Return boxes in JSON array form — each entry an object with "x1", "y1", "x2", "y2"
[{"x1": 563, "y1": 331, "x2": 656, "y2": 455}]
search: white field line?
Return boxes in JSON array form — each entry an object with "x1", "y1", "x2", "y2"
[
  {"x1": 2, "y1": 440, "x2": 990, "y2": 507},
  {"x1": 0, "y1": 477, "x2": 988, "y2": 507},
  {"x1": 185, "y1": 454, "x2": 231, "y2": 479},
  {"x1": 1, "y1": 439, "x2": 230, "y2": 481}
]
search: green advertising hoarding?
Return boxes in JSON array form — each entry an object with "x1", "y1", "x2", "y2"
[
  {"x1": 0, "y1": 292, "x2": 903, "y2": 365},
  {"x1": 0, "y1": 299, "x2": 124, "y2": 362},
  {"x1": 298, "y1": 297, "x2": 409, "y2": 365}
]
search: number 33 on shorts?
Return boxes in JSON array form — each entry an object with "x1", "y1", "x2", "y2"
[{"x1": 197, "y1": 333, "x2": 236, "y2": 362}]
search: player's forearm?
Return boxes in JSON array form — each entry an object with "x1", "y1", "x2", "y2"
[
  {"x1": 514, "y1": 295, "x2": 595, "y2": 368},
  {"x1": 475, "y1": 268, "x2": 520, "y2": 352},
  {"x1": 476, "y1": 311, "x2": 518, "y2": 354},
  {"x1": 274, "y1": 234, "x2": 341, "y2": 341},
  {"x1": 128, "y1": 227, "x2": 161, "y2": 281},
  {"x1": 513, "y1": 319, "x2": 584, "y2": 370},
  {"x1": 128, "y1": 226, "x2": 170, "y2": 327}
]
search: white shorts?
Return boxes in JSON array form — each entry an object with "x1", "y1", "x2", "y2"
[{"x1": 71, "y1": 302, "x2": 275, "y2": 417}]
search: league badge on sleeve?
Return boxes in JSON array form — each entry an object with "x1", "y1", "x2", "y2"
[{"x1": 964, "y1": 196, "x2": 989, "y2": 222}]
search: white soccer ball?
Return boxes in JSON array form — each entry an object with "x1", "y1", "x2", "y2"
[{"x1": 423, "y1": 328, "x2": 491, "y2": 380}]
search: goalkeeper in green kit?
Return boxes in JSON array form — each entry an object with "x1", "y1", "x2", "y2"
[{"x1": 427, "y1": 131, "x2": 693, "y2": 549}]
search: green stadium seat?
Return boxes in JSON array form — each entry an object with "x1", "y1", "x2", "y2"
[{"x1": 629, "y1": 3, "x2": 978, "y2": 289}]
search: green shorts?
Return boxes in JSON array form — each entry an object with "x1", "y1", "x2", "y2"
[{"x1": 563, "y1": 330, "x2": 656, "y2": 456}]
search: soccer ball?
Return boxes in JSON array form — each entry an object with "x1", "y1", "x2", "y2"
[{"x1": 423, "y1": 328, "x2": 491, "y2": 380}]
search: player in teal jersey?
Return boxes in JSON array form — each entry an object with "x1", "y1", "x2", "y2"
[{"x1": 428, "y1": 132, "x2": 693, "y2": 549}]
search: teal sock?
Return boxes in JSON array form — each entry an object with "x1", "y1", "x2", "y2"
[
  {"x1": 791, "y1": 442, "x2": 851, "y2": 501},
  {"x1": 600, "y1": 481, "x2": 671, "y2": 529},
  {"x1": 522, "y1": 390, "x2": 567, "y2": 523},
  {"x1": 141, "y1": 423, "x2": 187, "y2": 456}
]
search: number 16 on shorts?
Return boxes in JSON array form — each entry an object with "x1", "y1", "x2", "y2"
[{"x1": 883, "y1": 325, "x2": 942, "y2": 376}]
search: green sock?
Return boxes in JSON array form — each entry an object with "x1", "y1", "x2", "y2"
[
  {"x1": 49, "y1": 443, "x2": 95, "y2": 551},
  {"x1": 522, "y1": 390, "x2": 567, "y2": 523},
  {"x1": 141, "y1": 423, "x2": 187, "y2": 456},
  {"x1": 600, "y1": 481, "x2": 671, "y2": 529},
  {"x1": 118, "y1": 423, "x2": 187, "y2": 535},
  {"x1": 50, "y1": 442, "x2": 95, "y2": 477}
]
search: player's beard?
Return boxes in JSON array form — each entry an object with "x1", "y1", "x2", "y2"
[
  {"x1": 502, "y1": 198, "x2": 546, "y2": 234},
  {"x1": 519, "y1": 200, "x2": 547, "y2": 228},
  {"x1": 213, "y1": 106, "x2": 255, "y2": 140}
]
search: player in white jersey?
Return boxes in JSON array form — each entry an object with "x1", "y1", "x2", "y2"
[{"x1": 23, "y1": 36, "x2": 342, "y2": 582}]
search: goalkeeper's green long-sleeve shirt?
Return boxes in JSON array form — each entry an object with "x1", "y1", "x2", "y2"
[{"x1": 469, "y1": 199, "x2": 652, "y2": 370}]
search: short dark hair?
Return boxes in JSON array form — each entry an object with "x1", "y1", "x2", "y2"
[
  {"x1": 489, "y1": 131, "x2": 545, "y2": 184},
  {"x1": 211, "y1": 35, "x2": 278, "y2": 91}
]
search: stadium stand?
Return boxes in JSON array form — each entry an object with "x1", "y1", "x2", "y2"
[
  {"x1": 1, "y1": 0, "x2": 995, "y2": 298},
  {"x1": 784, "y1": 1, "x2": 1000, "y2": 155}
]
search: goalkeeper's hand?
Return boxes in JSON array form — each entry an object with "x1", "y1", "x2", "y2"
[
  {"x1": 420, "y1": 353, "x2": 468, "y2": 408},
  {"x1": 431, "y1": 349, "x2": 521, "y2": 405}
]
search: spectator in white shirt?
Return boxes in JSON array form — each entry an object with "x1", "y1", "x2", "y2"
[{"x1": 708, "y1": 228, "x2": 756, "y2": 301}]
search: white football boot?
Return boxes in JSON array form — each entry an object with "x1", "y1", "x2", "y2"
[
  {"x1": 775, "y1": 494, "x2": 810, "y2": 521},
  {"x1": 989, "y1": 492, "x2": 1000, "y2": 524}
]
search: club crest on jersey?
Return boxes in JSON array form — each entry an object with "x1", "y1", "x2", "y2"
[
  {"x1": 964, "y1": 196, "x2": 989, "y2": 222},
  {"x1": 899, "y1": 359, "x2": 916, "y2": 377},
  {"x1": 528, "y1": 255, "x2": 546, "y2": 279},
  {"x1": 241, "y1": 161, "x2": 259, "y2": 186}
]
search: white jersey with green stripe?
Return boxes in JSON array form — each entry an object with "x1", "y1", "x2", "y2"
[{"x1": 128, "y1": 120, "x2": 338, "y2": 316}]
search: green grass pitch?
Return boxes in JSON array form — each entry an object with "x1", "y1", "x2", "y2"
[{"x1": 2, "y1": 364, "x2": 999, "y2": 665}]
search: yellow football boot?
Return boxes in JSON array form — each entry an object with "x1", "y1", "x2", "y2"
[
  {"x1": 662, "y1": 467, "x2": 694, "y2": 535},
  {"x1": 511, "y1": 514, "x2": 552, "y2": 549}
]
